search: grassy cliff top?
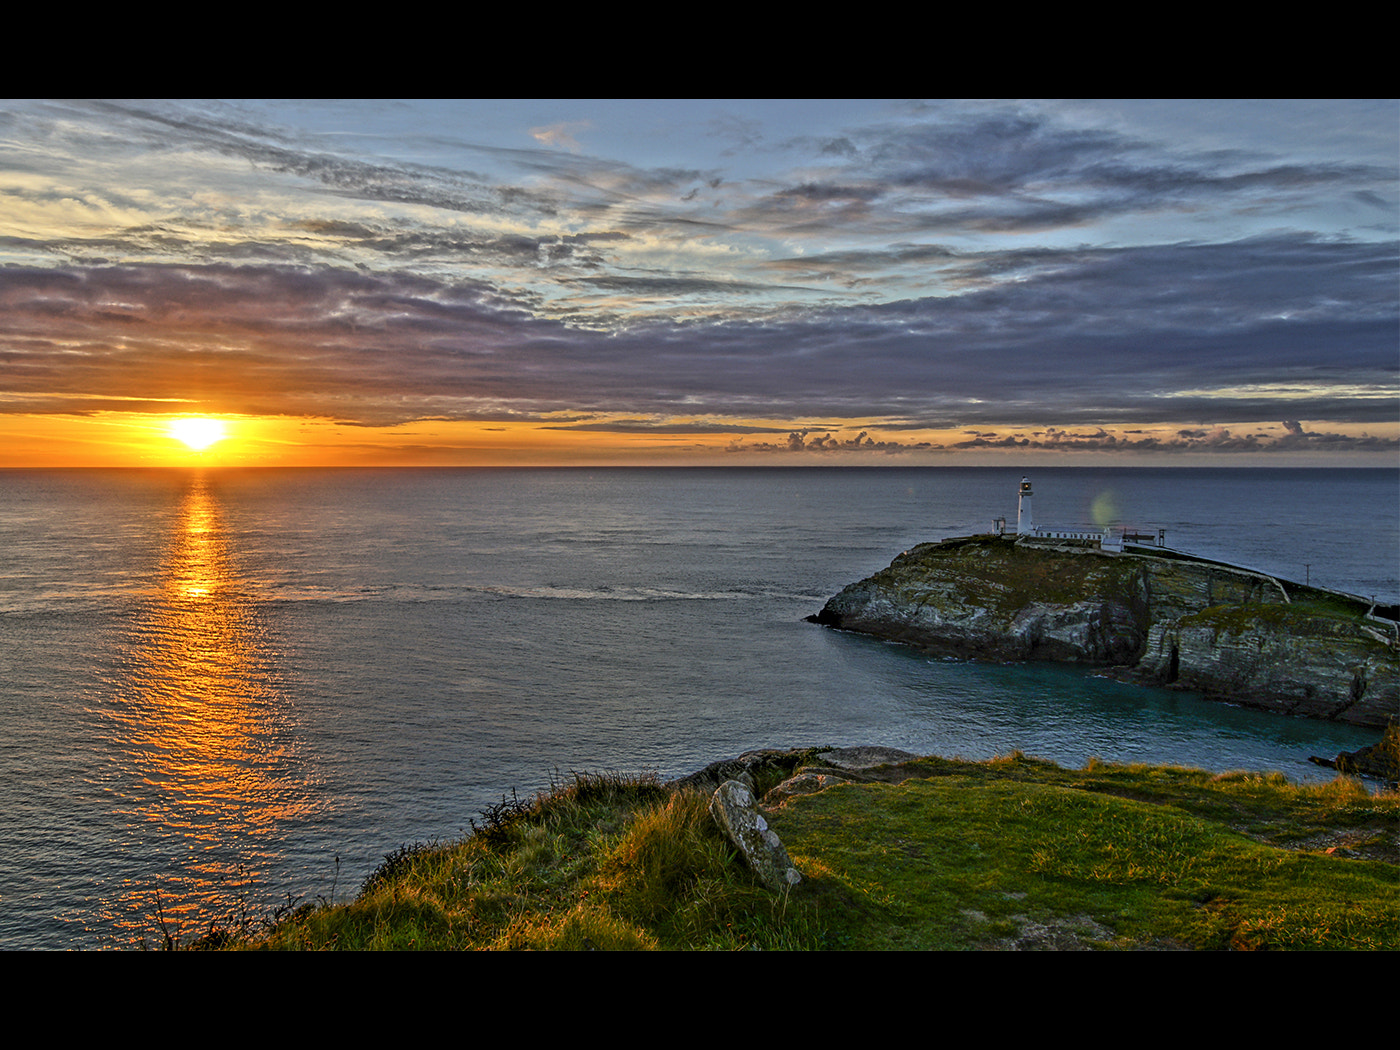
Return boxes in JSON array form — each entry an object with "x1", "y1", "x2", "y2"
[{"x1": 187, "y1": 742, "x2": 1400, "y2": 951}]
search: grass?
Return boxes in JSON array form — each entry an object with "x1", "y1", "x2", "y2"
[
  {"x1": 207, "y1": 754, "x2": 1398, "y2": 951},
  {"x1": 233, "y1": 771, "x2": 820, "y2": 951},
  {"x1": 898, "y1": 537, "x2": 1145, "y2": 615},
  {"x1": 1179, "y1": 597, "x2": 1375, "y2": 636},
  {"x1": 773, "y1": 755, "x2": 1398, "y2": 950}
]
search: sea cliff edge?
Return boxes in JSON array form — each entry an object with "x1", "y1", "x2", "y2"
[{"x1": 808, "y1": 534, "x2": 1399, "y2": 728}]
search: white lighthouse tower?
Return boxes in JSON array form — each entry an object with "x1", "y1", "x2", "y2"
[{"x1": 1017, "y1": 476, "x2": 1034, "y2": 535}]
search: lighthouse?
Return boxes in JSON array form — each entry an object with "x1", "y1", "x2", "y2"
[{"x1": 1017, "y1": 476, "x2": 1033, "y2": 535}]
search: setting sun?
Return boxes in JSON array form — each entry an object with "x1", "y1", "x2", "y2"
[{"x1": 169, "y1": 417, "x2": 227, "y2": 451}]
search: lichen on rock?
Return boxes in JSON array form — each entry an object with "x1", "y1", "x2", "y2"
[{"x1": 708, "y1": 779, "x2": 802, "y2": 890}]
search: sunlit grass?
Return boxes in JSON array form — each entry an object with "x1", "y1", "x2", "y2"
[
  {"x1": 239, "y1": 772, "x2": 820, "y2": 951},
  {"x1": 772, "y1": 754, "x2": 1399, "y2": 950},
  {"x1": 197, "y1": 753, "x2": 1398, "y2": 951}
]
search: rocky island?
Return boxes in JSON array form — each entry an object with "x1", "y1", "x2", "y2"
[{"x1": 809, "y1": 533, "x2": 1399, "y2": 728}]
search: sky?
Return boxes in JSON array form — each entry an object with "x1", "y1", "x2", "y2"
[{"x1": 1, "y1": 98, "x2": 1396, "y2": 467}]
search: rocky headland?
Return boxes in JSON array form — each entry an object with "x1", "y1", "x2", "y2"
[{"x1": 809, "y1": 535, "x2": 1399, "y2": 728}]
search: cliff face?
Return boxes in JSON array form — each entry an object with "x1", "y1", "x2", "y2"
[{"x1": 810, "y1": 536, "x2": 1398, "y2": 728}]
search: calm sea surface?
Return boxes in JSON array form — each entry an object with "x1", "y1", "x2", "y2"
[{"x1": 1, "y1": 466, "x2": 1395, "y2": 949}]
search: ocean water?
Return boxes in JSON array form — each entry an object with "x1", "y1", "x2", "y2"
[{"x1": 0, "y1": 465, "x2": 1395, "y2": 949}]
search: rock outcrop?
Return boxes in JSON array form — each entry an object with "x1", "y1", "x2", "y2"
[
  {"x1": 809, "y1": 536, "x2": 1398, "y2": 727},
  {"x1": 670, "y1": 747, "x2": 833, "y2": 797},
  {"x1": 1325, "y1": 720, "x2": 1400, "y2": 783},
  {"x1": 708, "y1": 780, "x2": 803, "y2": 890}
]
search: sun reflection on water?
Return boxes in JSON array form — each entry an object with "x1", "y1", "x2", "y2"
[{"x1": 96, "y1": 471, "x2": 321, "y2": 943}]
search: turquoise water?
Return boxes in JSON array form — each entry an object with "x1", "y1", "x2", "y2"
[{"x1": 0, "y1": 466, "x2": 1394, "y2": 948}]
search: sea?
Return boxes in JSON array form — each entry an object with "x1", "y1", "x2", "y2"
[{"x1": 1, "y1": 465, "x2": 1396, "y2": 949}]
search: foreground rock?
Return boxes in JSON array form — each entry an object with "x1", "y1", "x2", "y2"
[
  {"x1": 670, "y1": 745, "x2": 924, "y2": 803},
  {"x1": 809, "y1": 536, "x2": 1398, "y2": 727},
  {"x1": 670, "y1": 747, "x2": 830, "y2": 797},
  {"x1": 708, "y1": 780, "x2": 802, "y2": 890},
  {"x1": 696, "y1": 746, "x2": 932, "y2": 890}
]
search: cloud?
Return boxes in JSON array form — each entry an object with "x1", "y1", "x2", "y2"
[
  {"x1": 0, "y1": 100, "x2": 1393, "y2": 461},
  {"x1": 544, "y1": 419, "x2": 796, "y2": 434},
  {"x1": 7, "y1": 100, "x2": 1393, "y2": 324},
  {"x1": 726, "y1": 429, "x2": 935, "y2": 455},
  {"x1": 531, "y1": 121, "x2": 591, "y2": 153},
  {"x1": 0, "y1": 264, "x2": 558, "y2": 423},
  {"x1": 723, "y1": 423, "x2": 1397, "y2": 457},
  {"x1": 1, "y1": 226, "x2": 1393, "y2": 433},
  {"x1": 951, "y1": 423, "x2": 1398, "y2": 454},
  {"x1": 758, "y1": 109, "x2": 1397, "y2": 239}
]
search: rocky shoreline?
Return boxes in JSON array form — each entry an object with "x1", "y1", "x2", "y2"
[{"x1": 808, "y1": 535, "x2": 1398, "y2": 728}]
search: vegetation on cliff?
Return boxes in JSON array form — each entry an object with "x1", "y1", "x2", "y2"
[
  {"x1": 190, "y1": 748, "x2": 1399, "y2": 951},
  {"x1": 221, "y1": 771, "x2": 816, "y2": 951}
]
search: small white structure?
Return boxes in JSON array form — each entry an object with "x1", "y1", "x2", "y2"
[{"x1": 1017, "y1": 476, "x2": 1033, "y2": 535}]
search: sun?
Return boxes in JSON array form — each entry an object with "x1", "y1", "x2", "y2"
[{"x1": 169, "y1": 417, "x2": 227, "y2": 451}]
